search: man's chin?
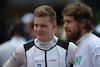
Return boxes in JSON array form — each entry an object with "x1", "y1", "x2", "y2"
[
  {"x1": 37, "y1": 36, "x2": 42, "y2": 40},
  {"x1": 66, "y1": 34, "x2": 70, "y2": 38},
  {"x1": 38, "y1": 38, "x2": 43, "y2": 41},
  {"x1": 66, "y1": 36, "x2": 71, "y2": 40}
]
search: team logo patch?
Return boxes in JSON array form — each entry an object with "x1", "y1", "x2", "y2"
[
  {"x1": 37, "y1": 64, "x2": 41, "y2": 67},
  {"x1": 74, "y1": 56, "x2": 82, "y2": 67},
  {"x1": 36, "y1": 40, "x2": 38, "y2": 43},
  {"x1": 53, "y1": 38, "x2": 56, "y2": 43}
]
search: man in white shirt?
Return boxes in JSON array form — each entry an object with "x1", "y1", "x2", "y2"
[
  {"x1": 3, "y1": 5, "x2": 77, "y2": 67},
  {"x1": 0, "y1": 19, "x2": 27, "y2": 67},
  {"x1": 62, "y1": 2, "x2": 100, "y2": 67}
]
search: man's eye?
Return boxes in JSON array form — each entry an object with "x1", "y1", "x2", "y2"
[
  {"x1": 42, "y1": 25, "x2": 46, "y2": 27},
  {"x1": 66, "y1": 19, "x2": 72, "y2": 22},
  {"x1": 67, "y1": 20, "x2": 72, "y2": 23},
  {"x1": 34, "y1": 24, "x2": 38, "y2": 27}
]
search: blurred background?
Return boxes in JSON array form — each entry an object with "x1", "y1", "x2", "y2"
[{"x1": 0, "y1": 0, "x2": 100, "y2": 44}]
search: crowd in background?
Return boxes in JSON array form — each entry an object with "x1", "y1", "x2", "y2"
[{"x1": 0, "y1": 1, "x2": 100, "y2": 67}]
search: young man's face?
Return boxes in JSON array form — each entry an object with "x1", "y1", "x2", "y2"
[
  {"x1": 63, "y1": 15, "x2": 81, "y2": 41},
  {"x1": 34, "y1": 16, "x2": 56, "y2": 42}
]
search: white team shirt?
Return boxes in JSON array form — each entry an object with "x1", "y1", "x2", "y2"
[
  {"x1": 73, "y1": 32, "x2": 100, "y2": 67},
  {"x1": 0, "y1": 36, "x2": 27, "y2": 67},
  {"x1": 3, "y1": 36, "x2": 77, "y2": 67}
]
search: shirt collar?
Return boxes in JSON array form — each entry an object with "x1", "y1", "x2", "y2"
[
  {"x1": 34, "y1": 35, "x2": 58, "y2": 50},
  {"x1": 76, "y1": 31, "x2": 91, "y2": 44}
]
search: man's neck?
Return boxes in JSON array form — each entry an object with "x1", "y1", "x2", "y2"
[
  {"x1": 34, "y1": 35, "x2": 58, "y2": 50},
  {"x1": 76, "y1": 31, "x2": 91, "y2": 44}
]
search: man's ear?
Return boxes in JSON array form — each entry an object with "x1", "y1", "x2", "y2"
[
  {"x1": 80, "y1": 18, "x2": 87, "y2": 28},
  {"x1": 53, "y1": 22, "x2": 57, "y2": 30}
]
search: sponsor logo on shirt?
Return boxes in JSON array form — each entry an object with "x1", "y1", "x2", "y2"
[
  {"x1": 74, "y1": 56, "x2": 82, "y2": 67},
  {"x1": 37, "y1": 64, "x2": 41, "y2": 67},
  {"x1": 53, "y1": 38, "x2": 56, "y2": 43},
  {"x1": 36, "y1": 40, "x2": 38, "y2": 43},
  {"x1": 49, "y1": 59, "x2": 57, "y2": 62},
  {"x1": 14, "y1": 50, "x2": 19, "y2": 55},
  {"x1": 35, "y1": 60, "x2": 44, "y2": 63},
  {"x1": 74, "y1": 47, "x2": 78, "y2": 53}
]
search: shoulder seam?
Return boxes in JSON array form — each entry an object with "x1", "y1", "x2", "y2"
[
  {"x1": 24, "y1": 41, "x2": 34, "y2": 52},
  {"x1": 57, "y1": 39, "x2": 69, "y2": 50}
]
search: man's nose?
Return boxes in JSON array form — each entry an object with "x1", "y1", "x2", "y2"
[
  {"x1": 63, "y1": 22, "x2": 68, "y2": 28},
  {"x1": 37, "y1": 26, "x2": 42, "y2": 31}
]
